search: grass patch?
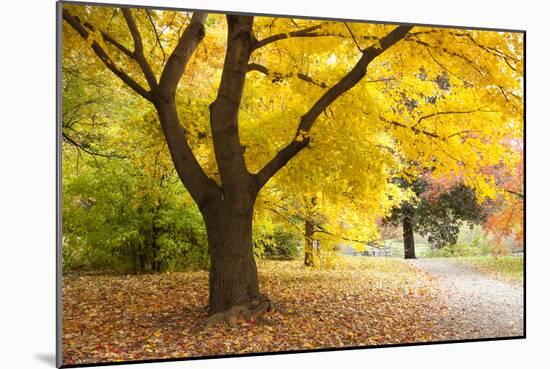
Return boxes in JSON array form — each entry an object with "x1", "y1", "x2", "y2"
[
  {"x1": 383, "y1": 240, "x2": 431, "y2": 258},
  {"x1": 451, "y1": 256, "x2": 524, "y2": 283}
]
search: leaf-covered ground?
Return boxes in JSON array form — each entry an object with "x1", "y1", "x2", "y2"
[{"x1": 62, "y1": 258, "x2": 460, "y2": 366}]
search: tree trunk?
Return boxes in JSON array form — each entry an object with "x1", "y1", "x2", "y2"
[
  {"x1": 448, "y1": 233, "x2": 459, "y2": 246},
  {"x1": 201, "y1": 191, "x2": 261, "y2": 314},
  {"x1": 402, "y1": 204, "x2": 416, "y2": 259},
  {"x1": 304, "y1": 218, "x2": 315, "y2": 267},
  {"x1": 198, "y1": 15, "x2": 265, "y2": 315},
  {"x1": 151, "y1": 238, "x2": 161, "y2": 272}
]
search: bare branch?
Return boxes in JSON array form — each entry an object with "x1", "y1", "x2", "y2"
[
  {"x1": 450, "y1": 31, "x2": 519, "y2": 62},
  {"x1": 344, "y1": 22, "x2": 364, "y2": 52},
  {"x1": 253, "y1": 23, "x2": 327, "y2": 49},
  {"x1": 267, "y1": 206, "x2": 307, "y2": 237},
  {"x1": 416, "y1": 108, "x2": 496, "y2": 126},
  {"x1": 145, "y1": 9, "x2": 167, "y2": 65},
  {"x1": 405, "y1": 36, "x2": 485, "y2": 79},
  {"x1": 314, "y1": 224, "x2": 383, "y2": 249},
  {"x1": 247, "y1": 63, "x2": 328, "y2": 88},
  {"x1": 422, "y1": 44, "x2": 470, "y2": 85},
  {"x1": 267, "y1": 203, "x2": 383, "y2": 249},
  {"x1": 249, "y1": 63, "x2": 394, "y2": 88},
  {"x1": 380, "y1": 108, "x2": 494, "y2": 140},
  {"x1": 446, "y1": 129, "x2": 481, "y2": 139},
  {"x1": 62, "y1": 132, "x2": 124, "y2": 159},
  {"x1": 504, "y1": 189, "x2": 525, "y2": 199},
  {"x1": 379, "y1": 116, "x2": 440, "y2": 139}
]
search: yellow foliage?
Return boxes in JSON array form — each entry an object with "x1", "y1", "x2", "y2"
[{"x1": 62, "y1": 4, "x2": 523, "y2": 247}]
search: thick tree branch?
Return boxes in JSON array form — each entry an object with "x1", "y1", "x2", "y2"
[
  {"x1": 80, "y1": 17, "x2": 159, "y2": 88},
  {"x1": 148, "y1": 12, "x2": 221, "y2": 208},
  {"x1": 91, "y1": 26, "x2": 134, "y2": 58},
  {"x1": 64, "y1": 8, "x2": 216, "y2": 207},
  {"x1": 62, "y1": 9, "x2": 151, "y2": 100},
  {"x1": 379, "y1": 116, "x2": 440, "y2": 138},
  {"x1": 209, "y1": 15, "x2": 257, "y2": 190},
  {"x1": 158, "y1": 12, "x2": 207, "y2": 97},
  {"x1": 154, "y1": 99, "x2": 221, "y2": 210},
  {"x1": 247, "y1": 63, "x2": 328, "y2": 88},
  {"x1": 253, "y1": 23, "x2": 326, "y2": 49},
  {"x1": 121, "y1": 8, "x2": 158, "y2": 89},
  {"x1": 256, "y1": 25, "x2": 413, "y2": 187}
]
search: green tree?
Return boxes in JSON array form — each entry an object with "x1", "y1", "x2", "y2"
[{"x1": 386, "y1": 177, "x2": 488, "y2": 258}]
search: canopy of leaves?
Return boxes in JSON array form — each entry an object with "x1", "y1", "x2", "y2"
[{"x1": 61, "y1": 3, "x2": 523, "y2": 264}]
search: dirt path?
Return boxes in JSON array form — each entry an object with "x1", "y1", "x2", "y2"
[{"x1": 408, "y1": 258, "x2": 524, "y2": 339}]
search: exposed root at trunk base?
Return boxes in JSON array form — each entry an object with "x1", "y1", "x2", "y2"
[{"x1": 192, "y1": 295, "x2": 276, "y2": 331}]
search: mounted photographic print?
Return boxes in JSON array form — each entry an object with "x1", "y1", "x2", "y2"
[{"x1": 57, "y1": 0, "x2": 525, "y2": 367}]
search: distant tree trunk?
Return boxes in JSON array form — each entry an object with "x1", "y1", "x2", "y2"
[
  {"x1": 304, "y1": 218, "x2": 315, "y2": 267},
  {"x1": 448, "y1": 233, "x2": 459, "y2": 246},
  {"x1": 151, "y1": 237, "x2": 161, "y2": 272},
  {"x1": 151, "y1": 204, "x2": 162, "y2": 272},
  {"x1": 402, "y1": 204, "x2": 416, "y2": 259},
  {"x1": 138, "y1": 251, "x2": 146, "y2": 273}
]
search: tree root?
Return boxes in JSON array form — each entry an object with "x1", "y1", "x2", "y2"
[{"x1": 192, "y1": 295, "x2": 276, "y2": 331}]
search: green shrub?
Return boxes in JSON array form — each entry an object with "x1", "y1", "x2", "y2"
[
  {"x1": 62, "y1": 158, "x2": 209, "y2": 273},
  {"x1": 425, "y1": 240, "x2": 489, "y2": 258},
  {"x1": 254, "y1": 224, "x2": 301, "y2": 260}
]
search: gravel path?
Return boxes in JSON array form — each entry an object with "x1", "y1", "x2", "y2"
[{"x1": 408, "y1": 258, "x2": 524, "y2": 339}]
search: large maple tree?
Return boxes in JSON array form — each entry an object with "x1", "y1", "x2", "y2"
[{"x1": 61, "y1": 4, "x2": 523, "y2": 316}]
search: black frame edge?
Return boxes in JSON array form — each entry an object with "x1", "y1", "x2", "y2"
[{"x1": 56, "y1": 1, "x2": 64, "y2": 367}]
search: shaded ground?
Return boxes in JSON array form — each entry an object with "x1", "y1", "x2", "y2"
[
  {"x1": 408, "y1": 258, "x2": 524, "y2": 339},
  {"x1": 62, "y1": 259, "x2": 455, "y2": 365}
]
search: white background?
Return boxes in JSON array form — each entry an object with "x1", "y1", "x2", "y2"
[{"x1": 0, "y1": 0, "x2": 547, "y2": 368}]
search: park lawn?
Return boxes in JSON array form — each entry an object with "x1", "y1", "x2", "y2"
[
  {"x1": 384, "y1": 239, "x2": 431, "y2": 258},
  {"x1": 450, "y1": 256, "x2": 524, "y2": 284},
  {"x1": 62, "y1": 258, "x2": 459, "y2": 366}
]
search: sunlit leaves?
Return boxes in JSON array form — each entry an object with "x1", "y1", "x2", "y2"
[{"x1": 62, "y1": 3, "x2": 523, "y2": 262}]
